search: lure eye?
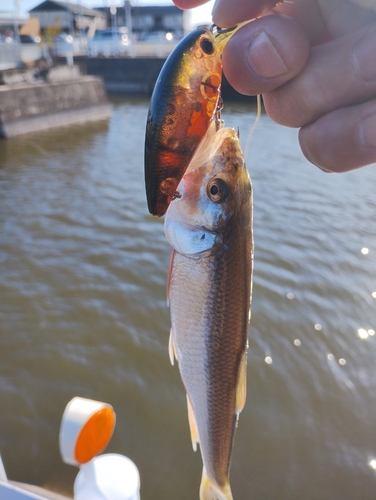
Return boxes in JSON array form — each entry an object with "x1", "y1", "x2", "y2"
[
  {"x1": 200, "y1": 37, "x2": 214, "y2": 55},
  {"x1": 207, "y1": 178, "x2": 229, "y2": 203}
]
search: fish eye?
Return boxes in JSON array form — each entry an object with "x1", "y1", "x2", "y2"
[
  {"x1": 207, "y1": 178, "x2": 229, "y2": 203},
  {"x1": 200, "y1": 37, "x2": 214, "y2": 55}
]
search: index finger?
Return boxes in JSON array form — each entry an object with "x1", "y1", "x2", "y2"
[
  {"x1": 172, "y1": 0, "x2": 280, "y2": 25},
  {"x1": 212, "y1": 0, "x2": 281, "y2": 27},
  {"x1": 317, "y1": 0, "x2": 376, "y2": 37}
]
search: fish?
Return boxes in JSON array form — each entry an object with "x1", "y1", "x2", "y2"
[
  {"x1": 144, "y1": 26, "x2": 236, "y2": 217},
  {"x1": 164, "y1": 121, "x2": 254, "y2": 500}
]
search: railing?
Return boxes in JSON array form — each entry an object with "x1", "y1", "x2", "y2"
[
  {"x1": 0, "y1": 37, "x2": 179, "y2": 73},
  {"x1": 0, "y1": 41, "x2": 21, "y2": 70},
  {"x1": 20, "y1": 44, "x2": 42, "y2": 64}
]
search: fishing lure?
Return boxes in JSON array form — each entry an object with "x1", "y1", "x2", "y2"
[{"x1": 144, "y1": 25, "x2": 236, "y2": 217}]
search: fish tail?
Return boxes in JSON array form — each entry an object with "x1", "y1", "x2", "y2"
[{"x1": 199, "y1": 469, "x2": 233, "y2": 500}]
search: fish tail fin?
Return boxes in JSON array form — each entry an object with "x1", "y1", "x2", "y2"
[{"x1": 199, "y1": 469, "x2": 233, "y2": 500}]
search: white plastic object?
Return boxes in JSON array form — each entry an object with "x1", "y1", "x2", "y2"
[
  {"x1": 59, "y1": 397, "x2": 116, "y2": 466},
  {"x1": 74, "y1": 453, "x2": 141, "y2": 500}
]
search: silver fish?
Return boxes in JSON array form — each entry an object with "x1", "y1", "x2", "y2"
[{"x1": 164, "y1": 122, "x2": 253, "y2": 500}]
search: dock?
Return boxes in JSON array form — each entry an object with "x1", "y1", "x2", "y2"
[{"x1": 0, "y1": 65, "x2": 111, "y2": 138}]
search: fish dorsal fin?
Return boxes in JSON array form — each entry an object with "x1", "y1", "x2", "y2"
[
  {"x1": 168, "y1": 328, "x2": 177, "y2": 366},
  {"x1": 186, "y1": 395, "x2": 200, "y2": 452},
  {"x1": 200, "y1": 468, "x2": 233, "y2": 500},
  {"x1": 235, "y1": 353, "x2": 247, "y2": 414},
  {"x1": 166, "y1": 247, "x2": 176, "y2": 305}
]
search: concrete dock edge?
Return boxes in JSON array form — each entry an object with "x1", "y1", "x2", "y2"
[{"x1": 0, "y1": 75, "x2": 112, "y2": 138}]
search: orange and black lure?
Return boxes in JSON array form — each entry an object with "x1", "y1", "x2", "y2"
[{"x1": 144, "y1": 26, "x2": 236, "y2": 217}]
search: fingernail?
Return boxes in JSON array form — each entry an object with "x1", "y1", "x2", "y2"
[
  {"x1": 352, "y1": 30, "x2": 376, "y2": 81},
  {"x1": 358, "y1": 113, "x2": 376, "y2": 148},
  {"x1": 247, "y1": 30, "x2": 288, "y2": 79}
]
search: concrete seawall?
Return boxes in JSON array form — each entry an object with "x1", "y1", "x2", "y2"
[
  {"x1": 73, "y1": 57, "x2": 165, "y2": 94},
  {"x1": 0, "y1": 75, "x2": 111, "y2": 138},
  {"x1": 67, "y1": 56, "x2": 254, "y2": 101}
]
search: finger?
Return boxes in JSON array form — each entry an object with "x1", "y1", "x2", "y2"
[
  {"x1": 273, "y1": 0, "x2": 376, "y2": 43},
  {"x1": 263, "y1": 24, "x2": 376, "y2": 127},
  {"x1": 212, "y1": 0, "x2": 280, "y2": 28},
  {"x1": 172, "y1": 0, "x2": 210, "y2": 9},
  {"x1": 272, "y1": 0, "x2": 329, "y2": 44},
  {"x1": 299, "y1": 100, "x2": 376, "y2": 172},
  {"x1": 222, "y1": 16, "x2": 310, "y2": 95},
  {"x1": 317, "y1": 0, "x2": 376, "y2": 38}
]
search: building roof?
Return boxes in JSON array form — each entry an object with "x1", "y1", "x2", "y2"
[
  {"x1": 29, "y1": 1, "x2": 106, "y2": 18},
  {"x1": 0, "y1": 15, "x2": 27, "y2": 26}
]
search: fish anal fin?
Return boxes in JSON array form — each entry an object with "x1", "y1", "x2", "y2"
[
  {"x1": 235, "y1": 352, "x2": 247, "y2": 414},
  {"x1": 186, "y1": 394, "x2": 199, "y2": 452},
  {"x1": 168, "y1": 328, "x2": 177, "y2": 366},
  {"x1": 200, "y1": 468, "x2": 233, "y2": 500},
  {"x1": 166, "y1": 247, "x2": 176, "y2": 305}
]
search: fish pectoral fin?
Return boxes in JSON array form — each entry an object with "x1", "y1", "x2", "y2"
[
  {"x1": 168, "y1": 328, "x2": 178, "y2": 366},
  {"x1": 166, "y1": 247, "x2": 176, "y2": 306},
  {"x1": 199, "y1": 468, "x2": 233, "y2": 500},
  {"x1": 235, "y1": 352, "x2": 247, "y2": 414},
  {"x1": 186, "y1": 395, "x2": 199, "y2": 452}
]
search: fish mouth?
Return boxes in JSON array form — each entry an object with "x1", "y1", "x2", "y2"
[{"x1": 164, "y1": 211, "x2": 221, "y2": 256}]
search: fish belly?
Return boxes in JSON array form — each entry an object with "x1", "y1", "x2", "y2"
[{"x1": 169, "y1": 232, "x2": 251, "y2": 496}]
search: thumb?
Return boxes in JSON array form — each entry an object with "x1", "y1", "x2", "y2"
[{"x1": 222, "y1": 15, "x2": 310, "y2": 95}]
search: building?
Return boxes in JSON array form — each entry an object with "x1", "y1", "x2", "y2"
[
  {"x1": 28, "y1": 1, "x2": 106, "y2": 35},
  {"x1": 95, "y1": 4, "x2": 189, "y2": 38}
]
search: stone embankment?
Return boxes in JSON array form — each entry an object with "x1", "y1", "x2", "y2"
[{"x1": 0, "y1": 65, "x2": 111, "y2": 138}]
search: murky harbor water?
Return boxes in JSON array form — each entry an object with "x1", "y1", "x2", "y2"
[{"x1": 1, "y1": 97, "x2": 376, "y2": 500}]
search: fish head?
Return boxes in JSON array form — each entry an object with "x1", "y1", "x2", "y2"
[{"x1": 164, "y1": 125, "x2": 251, "y2": 256}]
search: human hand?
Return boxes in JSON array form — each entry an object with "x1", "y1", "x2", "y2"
[{"x1": 173, "y1": 0, "x2": 376, "y2": 173}]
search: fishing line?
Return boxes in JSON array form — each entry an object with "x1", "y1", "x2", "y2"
[{"x1": 244, "y1": 94, "x2": 262, "y2": 160}]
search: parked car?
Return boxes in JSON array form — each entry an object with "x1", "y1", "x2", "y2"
[
  {"x1": 0, "y1": 34, "x2": 16, "y2": 44},
  {"x1": 19, "y1": 34, "x2": 41, "y2": 44},
  {"x1": 87, "y1": 28, "x2": 132, "y2": 57},
  {"x1": 52, "y1": 32, "x2": 87, "y2": 57},
  {"x1": 134, "y1": 31, "x2": 178, "y2": 57},
  {"x1": 0, "y1": 35, "x2": 21, "y2": 70},
  {"x1": 138, "y1": 31, "x2": 176, "y2": 42}
]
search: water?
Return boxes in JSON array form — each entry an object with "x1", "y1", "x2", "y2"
[{"x1": 1, "y1": 96, "x2": 376, "y2": 500}]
